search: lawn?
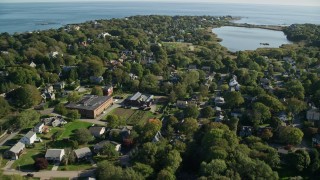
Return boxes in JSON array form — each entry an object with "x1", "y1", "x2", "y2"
[
  {"x1": 59, "y1": 121, "x2": 93, "y2": 140},
  {"x1": 58, "y1": 161, "x2": 92, "y2": 171},
  {"x1": 110, "y1": 108, "x2": 135, "y2": 121},
  {"x1": 12, "y1": 143, "x2": 46, "y2": 171},
  {"x1": 110, "y1": 107, "x2": 160, "y2": 126}
]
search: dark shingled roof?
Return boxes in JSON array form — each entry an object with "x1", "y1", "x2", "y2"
[{"x1": 65, "y1": 95, "x2": 112, "y2": 111}]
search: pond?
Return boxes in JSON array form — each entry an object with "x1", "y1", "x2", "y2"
[{"x1": 213, "y1": 26, "x2": 292, "y2": 52}]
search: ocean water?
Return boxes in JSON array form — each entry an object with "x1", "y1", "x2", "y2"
[
  {"x1": 0, "y1": 1, "x2": 319, "y2": 34},
  {"x1": 213, "y1": 26, "x2": 292, "y2": 52}
]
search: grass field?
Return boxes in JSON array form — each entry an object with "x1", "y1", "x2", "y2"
[
  {"x1": 110, "y1": 108, "x2": 135, "y2": 121},
  {"x1": 59, "y1": 121, "x2": 93, "y2": 139},
  {"x1": 111, "y1": 108, "x2": 160, "y2": 126},
  {"x1": 12, "y1": 143, "x2": 46, "y2": 171},
  {"x1": 58, "y1": 161, "x2": 92, "y2": 171}
]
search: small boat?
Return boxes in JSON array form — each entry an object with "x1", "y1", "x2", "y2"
[{"x1": 260, "y1": 43, "x2": 270, "y2": 46}]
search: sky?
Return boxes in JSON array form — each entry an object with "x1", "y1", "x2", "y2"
[{"x1": 0, "y1": 0, "x2": 319, "y2": 6}]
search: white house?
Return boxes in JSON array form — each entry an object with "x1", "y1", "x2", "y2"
[
  {"x1": 89, "y1": 126, "x2": 106, "y2": 138},
  {"x1": 214, "y1": 97, "x2": 225, "y2": 106},
  {"x1": 33, "y1": 122, "x2": 44, "y2": 133},
  {"x1": 45, "y1": 149, "x2": 65, "y2": 162},
  {"x1": 7, "y1": 142, "x2": 25, "y2": 160},
  {"x1": 20, "y1": 131, "x2": 37, "y2": 145}
]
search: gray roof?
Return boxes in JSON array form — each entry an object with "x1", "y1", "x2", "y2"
[
  {"x1": 89, "y1": 126, "x2": 105, "y2": 137},
  {"x1": 74, "y1": 147, "x2": 92, "y2": 159},
  {"x1": 130, "y1": 92, "x2": 142, "y2": 101},
  {"x1": 34, "y1": 122, "x2": 44, "y2": 129},
  {"x1": 65, "y1": 95, "x2": 112, "y2": 111},
  {"x1": 94, "y1": 141, "x2": 120, "y2": 151},
  {"x1": 25, "y1": 131, "x2": 36, "y2": 139},
  {"x1": 9, "y1": 142, "x2": 25, "y2": 154},
  {"x1": 45, "y1": 149, "x2": 64, "y2": 158}
]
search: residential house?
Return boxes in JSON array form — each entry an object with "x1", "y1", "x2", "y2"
[
  {"x1": 52, "y1": 118, "x2": 67, "y2": 127},
  {"x1": 65, "y1": 95, "x2": 113, "y2": 118},
  {"x1": 94, "y1": 141, "x2": 121, "y2": 154},
  {"x1": 215, "y1": 114, "x2": 225, "y2": 122},
  {"x1": 239, "y1": 126, "x2": 253, "y2": 137},
  {"x1": 214, "y1": 106, "x2": 222, "y2": 113},
  {"x1": 90, "y1": 76, "x2": 104, "y2": 84},
  {"x1": 152, "y1": 131, "x2": 163, "y2": 143},
  {"x1": 228, "y1": 75, "x2": 240, "y2": 91},
  {"x1": 6, "y1": 142, "x2": 25, "y2": 160},
  {"x1": 33, "y1": 122, "x2": 44, "y2": 133},
  {"x1": 41, "y1": 92, "x2": 56, "y2": 102},
  {"x1": 125, "y1": 92, "x2": 154, "y2": 107},
  {"x1": 278, "y1": 112, "x2": 289, "y2": 122},
  {"x1": 312, "y1": 134, "x2": 320, "y2": 147},
  {"x1": 54, "y1": 82, "x2": 66, "y2": 90},
  {"x1": 74, "y1": 147, "x2": 92, "y2": 160},
  {"x1": 89, "y1": 126, "x2": 106, "y2": 138},
  {"x1": 20, "y1": 131, "x2": 37, "y2": 145},
  {"x1": 98, "y1": 32, "x2": 111, "y2": 38},
  {"x1": 129, "y1": 73, "x2": 139, "y2": 80},
  {"x1": 45, "y1": 149, "x2": 65, "y2": 162},
  {"x1": 214, "y1": 97, "x2": 225, "y2": 106},
  {"x1": 29, "y1": 61, "x2": 37, "y2": 68},
  {"x1": 103, "y1": 85, "x2": 113, "y2": 96},
  {"x1": 50, "y1": 51, "x2": 62, "y2": 58},
  {"x1": 44, "y1": 85, "x2": 54, "y2": 93},
  {"x1": 176, "y1": 100, "x2": 188, "y2": 109},
  {"x1": 307, "y1": 108, "x2": 320, "y2": 125},
  {"x1": 201, "y1": 66, "x2": 211, "y2": 73},
  {"x1": 188, "y1": 65, "x2": 197, "y2": 71}
]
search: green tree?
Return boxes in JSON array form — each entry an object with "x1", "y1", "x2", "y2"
[
  {"x1": 288, "y1": 149, "x2": 311, "y2": 171},
  {"x1": 140, "y1": 119, "x2": 162, "y2": 142},
  {"x1": 132, "y1": 163, "x2": 154, "y2": 178},
  {"x1": 184, "y1": 105, "x2": 200, "y2": 118},
  {"x1": 67, "y1": 92, "x2": 81, "y2": 102},
  {"x1": 157, "y1": 169, "x2": 176, "y2": 180},
  {"x1": 66, "y1": 109, "x2": 80, "y2": 121},
  {"x1": 224, "y1": 91, "x2": 244, "y2": 108},
  {"x1": 91, "y1": 86, "x2": 103, "y2": 96},
  {"x1": 180, "y1": 118, "x2": 198, "y2": 137},
  {"x1": 286, "y1": 98, "x2": 307, "y2": 115},
  {"x1": 140, "y1": 74, "x2": 159, "y2": 93},
  {"x1": 100, "y1": 142, "x2": 119, "y2": 158},
  {"x1": 10, "y1": 110, "x2": 40, "y2": 129},
  {"x1": 285, "y1": 80, "x2": 305, "y2": 100},
  {"x1": 251, "y1": 102, "x2": 271, "y2": 125},
  {"x1": 0, "y1": 97, "x2": 11, "y2": 118},
  {"x1": 201, "y1": 159, "x2": 227, "y2": 176},
  {"x1": 74, "y1": 128, "x2": 94, "y2": 145},
  {"x1": 279, "y1": 126, "x2": 304, "y2": 145},
  {"x1": 201, "y1": 106, "x2": 214, "y2": 118},
  {"x1": 7, "y1": 84, "x2": 42, "y2": 108},
  {"x1": 105, "y1": 114, "x2": 124, "y2": 128}
]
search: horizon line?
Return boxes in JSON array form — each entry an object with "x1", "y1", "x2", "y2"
[{"x1": 0, "y1": 0, "x2": 319, "y2": 7}]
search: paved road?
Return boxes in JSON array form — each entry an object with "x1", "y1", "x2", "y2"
[
  {"x1": 0, "y1": 131, "x2": 19, "y2": 146},
  {"x1": 3, "y1": 169, "x2": 96, "y2": 179}
]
